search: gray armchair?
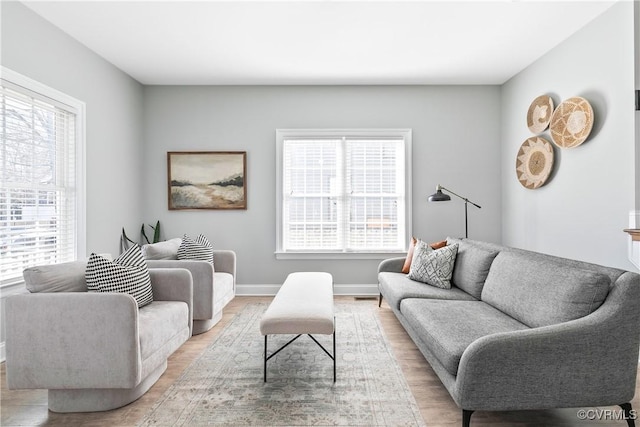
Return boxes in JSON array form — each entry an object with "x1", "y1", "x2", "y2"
[
  {"x1": 144, "y1": 243, "x2": 236, "y2": 334},
  {"x1": 5, "y1": 262, "x2": 193, "y2": 412}
]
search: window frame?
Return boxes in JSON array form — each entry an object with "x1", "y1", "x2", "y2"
[
  {"x1": 275, "y1": 128, "x2": 412, "y2": 260},
  {"x1": 1, "y1": 67, "x2": 86, "y2": 289}
]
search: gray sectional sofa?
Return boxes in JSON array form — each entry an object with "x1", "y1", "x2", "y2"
[{"x1": 378, "y1": 237, "x2": 640, "y2": 427}]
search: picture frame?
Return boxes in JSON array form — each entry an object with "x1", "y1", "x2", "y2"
[{"x1": 167, "y1": 151, "x2": 247, "y2": 210}]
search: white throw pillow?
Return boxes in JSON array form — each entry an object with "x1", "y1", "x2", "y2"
[
  {"x1": 141, "y1": 238, "x2": 182, "y2": 260},
  {"x1": 408, "y1": 241, "x2": 459, "y2": 289},
  {"x1": 85, "y1": 245, "x2": 154, "y2": 308}
]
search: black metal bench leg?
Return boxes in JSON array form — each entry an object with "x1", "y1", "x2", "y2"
[
  {"x1": 462, "y1": 409, "x2": 474, "y2": 427},
  {"x1": 620, "y1": 403, "x2": 635, "y2": 427},
  {"x1": 264, "y1": 335, "x2": 267, "y2": 382},
  {"x1": 378, "y1": 292, "x2": 383, "y2": 307},
  {"x1": 333, "y1": 327, "x2": 336, "y2": 382}
]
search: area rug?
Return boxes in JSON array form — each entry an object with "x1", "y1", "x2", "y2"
[{"x1": 139, "y1": 302, "x2": 425, "y2": 426}]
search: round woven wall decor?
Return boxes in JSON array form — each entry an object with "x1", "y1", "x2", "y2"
[
  {"x1": 549, "y1": 96, "x2": 594, "y2": 148},
  {"x1": 526, "y1": 95, "x2": 554, "y2": 134},
  {"x1": 516, "y1": 136, "x2": 554, "y2": 189}
]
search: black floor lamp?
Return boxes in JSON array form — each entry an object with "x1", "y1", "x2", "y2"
[{"x1": 427, "y1": 185, "x2": 481, "y2": 239}]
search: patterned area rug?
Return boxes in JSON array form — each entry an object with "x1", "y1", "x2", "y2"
[{"x1": 139, "y1": 302, "x2": 425, "y2": 426}]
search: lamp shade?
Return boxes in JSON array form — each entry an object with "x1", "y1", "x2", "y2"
[{"x1": 428, "y1": 189, "x2": 451, "y2": 202}]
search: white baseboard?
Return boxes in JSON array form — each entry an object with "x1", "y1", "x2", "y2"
[
  {"x1": 0, "y1": 342, "x2": 5, "y2": 363},
  {"x1": 236, "y1": 283, "x2": 378, "y2": 297}
]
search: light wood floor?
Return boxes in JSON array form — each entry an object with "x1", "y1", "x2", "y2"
[{"x1": 1, "y1": 296, "x2": 639, "y2": 426}]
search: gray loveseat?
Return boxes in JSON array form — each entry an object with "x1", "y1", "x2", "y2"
[
  {"x1": 5, "y1": 260, "x2": 193, "y2": 412},
  {"x1": 378, "y1": 237, "x2": 640, "y2": 427}
]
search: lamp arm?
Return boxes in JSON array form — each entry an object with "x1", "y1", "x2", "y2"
[{"x1": 439, "y1": 186, "x2": 482, "y2": 209}]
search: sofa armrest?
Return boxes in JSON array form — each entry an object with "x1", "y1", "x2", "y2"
[
  {"x1": 212, "y1": 250, "x2": 236, "y2": 280},
  {"x1": 6, "y1": 292, "x2": 141, "y2": 390},
  {"x1": 147, "y1": 260, "x2": 212, "y2": 319},
  {"x1": 378, "y1": 257, "x2": 405, "y2": 274},
  {"x1": 149, "y1": 268, "x2": 194, "y2": 334},
  {"x1": 454, "y1": 272, "x2": 640, "y2": 411}
]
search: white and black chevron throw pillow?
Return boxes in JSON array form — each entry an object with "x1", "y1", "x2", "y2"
[
  {"x1": 86, "y1": 245, "x2": 154, "y2": 308},
  {"x1": 177, "y1": 234, "x2": 214, "y2": 264}
]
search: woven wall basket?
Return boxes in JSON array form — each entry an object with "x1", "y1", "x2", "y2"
[
  {"x1": 549, "y1": 96, "x2": 594, "y2": 148},
  {"x1": 516, "y1": 136, "x2": 554, "y2": 189},
  {"x1": 526, "y1": 95, "x2": 554, "y2": 134}
]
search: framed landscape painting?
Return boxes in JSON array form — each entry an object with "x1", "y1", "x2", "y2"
[{"x1": 168, "y1": 151, "x2": 247, "y2": 210}]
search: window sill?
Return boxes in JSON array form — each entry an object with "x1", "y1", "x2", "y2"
[{"x1": 274, "y1": 251, "x2": 406, "y2": 260}]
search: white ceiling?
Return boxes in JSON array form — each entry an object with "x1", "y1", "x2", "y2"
[{"x1": 22, "y1": 1, "x2": 617, "y2": 86}]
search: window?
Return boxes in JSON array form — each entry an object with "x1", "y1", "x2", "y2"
[
  {"x1": 1, "y1": 68, "x2": 85, "y2": 287},
  {"x1": 276, "y1": 129, "x2": 411, "y2": 259}
]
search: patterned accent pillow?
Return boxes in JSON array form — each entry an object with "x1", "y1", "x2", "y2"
[
  {"x1": 85, "y1": 245, "x2": 154, "y2": 308},
  {"x1": 401, "y1": 237, "x2": 449, "y2": 274},
  {"x1": 408, "y1": 241, "x2": 459, "y2": 289},
  {"x1": 177, "y1": 234, "x2": 214, "y2": 264}
]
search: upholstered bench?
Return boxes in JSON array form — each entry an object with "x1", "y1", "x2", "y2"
[{"x1": 260, "y1": 272, "x2": 335, "y2": 382}]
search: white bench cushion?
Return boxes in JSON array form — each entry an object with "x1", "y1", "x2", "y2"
[{"x1": 260, "y1": 272, "x2": 334, "y2": 335}]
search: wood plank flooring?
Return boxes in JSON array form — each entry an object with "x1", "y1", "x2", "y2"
[{"x1": 1, "y1": 296, "x2": 639, "y2": 426}]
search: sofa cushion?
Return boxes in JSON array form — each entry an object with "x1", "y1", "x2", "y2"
[
  {"x1": 378, "y1": 272, "x2": 476, "y2": 311},
  {"x1": 86, "y1": 246, "x2": 154, "y2": 308},
  {"x1": 408, "y1": 242, "x2": 459, "y2": 289},
  {"x1": 447, "y1": 238, "x2": 499, "y2": 299},
  {"x1": 141, "y1": 238, "x2": 182, "y2": 260},
  {"x1": 23, "y1": 260, "x2": 88, "y2": 293},
  {"x1": 178, "y1": 234, "x2": 214, "y2": 264},
  {"x1": 481, "y1": 251, "x2": 611, "y2": 328},
  {"x1": 138, "y1": 300, "x2": 189, "y2": 361},
  {"x1": 400, "y1": 299, "x2": 529, "y2": 376}
]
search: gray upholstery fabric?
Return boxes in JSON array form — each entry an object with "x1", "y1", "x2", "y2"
[
  {"x1": 5, "y1": 267, "x2": 193, "y2": 412},
  {"x1": 147, "y1": 260, "x2": 213, "y2": 320},
  {"x1": 452, "y1": 237, "x2": 626, "y2": 286},
  {"x1": 481, "y1": 251, "x2": 610, "y2": 327},
  {"x1": 146, "y1": 249, "x2": 236, "y2": 335},
  {"x1": 378, "y1": 272, "x2": 476, "y2": 311},
  {"x1": 48, "y1": 361, "x2": 168, "y2": 413},
  {"x1": 213, "y1": 272, "x2": 234, "y2": 315},
  {"x1": 377, "y1": 257, "x2": 406, "y2": 273},
  {"x1": 141, "y1": 238, "x2": 182, "y2": 260},
  {"x1": 6, "y1": 292, "x2": 141, "y2": 389},
  {"x1": 446, "y1": 238, "x2": 498, "y2": 299},
  {"x1": 454, "y1": 271, "x2": 640, "y2": 411},
  {"x1": 378, "y1": 238, "x2": 640, "y2": 414},
  {"x1": 400, "y1": 299, "x2": 528, "y2": 375},
  {"x1": 138, "y1": 301, "x2": 190, "y2": 360},
  {"x1": 23, "y1": 260, "x2": 88, "y2": 293}
]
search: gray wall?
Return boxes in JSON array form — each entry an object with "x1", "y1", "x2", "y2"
[
  {"x1": 501, "y1": 2, "x2": 637, "y2": 271},
  {"x1": 1, "y1": 2, "x2": 145, "y2": 256},
  {"x1": 142, "y1": 85, "x2": 502, "y2": 286}
]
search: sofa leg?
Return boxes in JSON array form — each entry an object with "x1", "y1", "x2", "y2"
[
  {"x1": 619, "y1": 403, "x2": 635, "y2": 427},
  {"x1": 462, "y1": 409, "x2": 474, "y2": 427},
  {"x1": 378, "y1": 293, "x2": 383, "y2": 307}
]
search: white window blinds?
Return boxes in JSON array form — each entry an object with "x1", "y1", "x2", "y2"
[
  {"x1": 278, "y1": 129, "x2": 411, "y2": 255},
  {"x1": 1, "y1": 79, "x2": 79, "y2": 286}
]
